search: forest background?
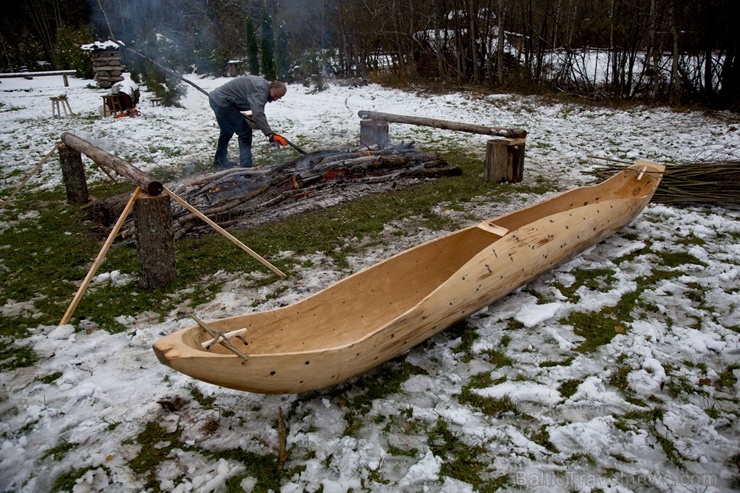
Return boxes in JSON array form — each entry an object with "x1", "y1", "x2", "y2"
[{"x1": 1, "y1": 0, "x2": 739, "y2": 110}]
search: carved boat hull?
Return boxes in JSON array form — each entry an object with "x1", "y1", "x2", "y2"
[{"x1": 153, "y1": 161, "x2": 664, "y2": 394}]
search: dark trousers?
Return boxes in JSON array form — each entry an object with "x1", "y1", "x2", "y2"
[{"x1": 209, "y1": 98, "x2": 253, "y2": 168}]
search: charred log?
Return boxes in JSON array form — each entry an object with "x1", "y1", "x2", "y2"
[{"x1": 85, "y1": 144, "x2": 460, "y2": 239}]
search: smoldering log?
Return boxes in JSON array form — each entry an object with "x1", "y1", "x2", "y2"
[{"x1": 85, "y1": 143, "x2": 460, "y2": 239}]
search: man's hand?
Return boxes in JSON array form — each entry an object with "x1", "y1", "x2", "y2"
[{"x1": 269, "y1": 133, "x2": 288, "y2": 146}]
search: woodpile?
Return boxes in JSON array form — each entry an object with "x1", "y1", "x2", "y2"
[
  {"x1": 84, "y1": 143, "x2": 461, "y2": 239},
  {"x1": 585, "y1": 160, "x2": 740, "y2": 205},
  {"x1": 91, "y1": 48, "x2": 124, "y2": 88}
]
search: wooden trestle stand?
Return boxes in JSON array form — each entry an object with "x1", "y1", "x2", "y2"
[{"x1": 56, "y1": 132, "x2": 285, "y2": 326}]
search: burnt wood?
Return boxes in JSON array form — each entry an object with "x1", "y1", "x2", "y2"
[{"x1": 84, "y1": 145, "x2": 459, "y2": 239}]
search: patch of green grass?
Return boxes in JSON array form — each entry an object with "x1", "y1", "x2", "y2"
[
  {"x1": 468, "y1": 372, "x2": 494, "y2": 389},
  {"x1": 189, "y1": 384, "x2": 216, "y2": 408},
  {"x1": 428, "y1": 419, "x2": 496, "y2": 491},
  {"x1": 540, "y1": 356, "x2": 574, "y2": 368},
  {"x1": 449, "y1": 320, "x2": 480, "y2": 361},
  {"x1": 655, "y1": 250, "x2": 707, "y2": 269},
  {"x1": 0, "y1": 342, "x2": 38, "y2": 371},
  {"x1": 621, "y1": 406, "x2": 684, "y2": 468},
  {"x1": 458, "y1": 387, "x2": 520, "y2": 417},
  {"x1": 38, "y1": 371, "x2": 63, "y2": 384},
  {"x1": 125, "y1": 421, "x2": 183, "y2": 490},
  {"x1": 42, "y1": 440, "x2": 77, "y2": 461},
  {"x1": 316, "y1": 359, "x2": 427, "y2": 436},
  {"x1": 481, "y1": 348, "x2": 514, "y2": 368},
  {"x1": 564, "y1": 311, "x2": 624, "y2": 353},
  {"x1": 716, "y1": 363, "x2": 739, "y2": 390},
  {"x1": 51, "y1": 466, "x2": 98, "y2": 493},
  {"x1": 529, "y1": 424, "x2": 558, "y2": 452},
  {"x1": 609, "y1": 366, "x2": 631, "y2": 391},
  {"x1": 553, "y1": 267, "x2": 618, "y2": 301},
  {"x1": 207, "y1": 448, "x2": 282, "y2": 492},
  {"x1": 557, "y1": 378, "x2": 582, "y2": 399}
]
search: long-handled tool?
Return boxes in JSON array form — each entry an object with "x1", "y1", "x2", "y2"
[{"x1": 241, "y1": 114, "x2": 307, "y2": 155}]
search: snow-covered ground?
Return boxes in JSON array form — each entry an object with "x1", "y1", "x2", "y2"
[{"x1": 1, "y1": 73, "x2": 739, "y2": 493}]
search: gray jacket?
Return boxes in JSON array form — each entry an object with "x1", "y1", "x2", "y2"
[{"x1": 209, "y1": 75, "x2": 274, "y2": 136}]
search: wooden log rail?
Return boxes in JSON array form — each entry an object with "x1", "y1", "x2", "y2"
[
  {"x1": 60, "y1": 132, "x2": 163, "y2": 195},
  {"x1": 357, "y1": 110, "x2": 527, "y2": 139},
  {"x1": 0, "y1": 70, "x2": 77, "y2": 87}
]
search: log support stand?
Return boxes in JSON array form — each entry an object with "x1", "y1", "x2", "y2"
[
  {"x1": 360, "y1": 119, "x2": 389, "y2": 149},
  {"x1": 58, "y1": 144, "x2": 89, "y2": 204},
  {"x1": 133, "y1": 193, "x2": 177, "y2": 289},
  {"x1": 485, "y1": 138, "x2": 526, "y2": 183}
]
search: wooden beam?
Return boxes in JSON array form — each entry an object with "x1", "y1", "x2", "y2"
[
  {"x1": 163, "y1": 187, "x2": 287, "y2": 278},
  {"x1": 358, "y1": 110, "x2": 527, "y2": 139},
  {"x1": 60, "y1": 132, "x2": 163, "y2": 195},
  {"x1": 60, "y1": 187, "x2": 142, "y2": 326},
  {"x1": 0, "y1": 70, "x2": 76, "y2": 78}
]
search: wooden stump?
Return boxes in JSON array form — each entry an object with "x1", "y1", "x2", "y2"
[
  {"x1": 485, "y1": 138, "x2": 526, "y2": 183},
  {"x1": 58, "y1": 144, "x2": 89, "y2": 204},
  {"x1": 360, "y1": 119, "x2": 389, "y2": 149},
  {"x1": 133, "y1": 193, "x2": 177, "y2": 289}
]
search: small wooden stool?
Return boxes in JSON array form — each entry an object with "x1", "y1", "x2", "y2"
[
  {"x1": 50, "y1": 95, "x2": 74, "y2": 118},
  {"x1": 150, "y1": 97, "x2": 163, "y2": 106},
  {"x1": 102, "y1": 94, "x2": 124, "y2": 117}
]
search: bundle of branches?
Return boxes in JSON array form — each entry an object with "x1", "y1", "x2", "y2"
[
  {"x1": 87, "y1": 143, "x2": 460, "y2": 239},
  {"x1": 584, "y1": 160, "x2": 740, "y2": 205}
]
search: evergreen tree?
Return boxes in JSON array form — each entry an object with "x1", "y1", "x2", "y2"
[
  {"x1": 261, "y1": 14, "x2": 276, "y2": 80},
  {"x1": 246, "y1": 17, "x2": 260, "y2": 75},
  {"x1": 276, "y1": 22, "x2": 291, "y2": 81}
]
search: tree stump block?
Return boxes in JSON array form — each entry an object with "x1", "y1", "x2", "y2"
[
  {"x1": 360, "y1": 119, "x2": 389, "y2": 149},
  {"x1": 58, "y1": 144, "x2": 89, "y2": 204},
  {"x1": 485, "y1": 138, "x2": 526, "y2": 183},
  {"x1": 133, "y1": 193, "x2": 176, "y2": 289}
]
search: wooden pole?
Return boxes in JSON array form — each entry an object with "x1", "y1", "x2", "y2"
[
  {"x1": 163, "y1": 187, "x2": 286, "y2": 278},
  {"x1": 59, "y1": 132, "x2": 163, "y2": 195},
  {"x1": 358, "y1": 110, "x2": 527, "y2": 139},
  {"x1": 0, "y1": 143, "x2": 60, "y2": 209},
  {"x1": 133, "y1": 193, "x2": 177, "y2": 288},
  {"x1": 60, "y1": 187, "x2": 142, "y2": 326},
  {"x1": 58, "y1": 143, "x2": 89, "y2": 204}
]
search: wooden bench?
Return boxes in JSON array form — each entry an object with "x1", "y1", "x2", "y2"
[
  {"x1": 0, "y1": 70, "x2": 76, "y2": 87},
  {"x1": 150, "y1": 97, "x2": 163, "y2": 106}
]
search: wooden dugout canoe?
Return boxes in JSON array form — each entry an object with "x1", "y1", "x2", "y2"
[{"x1": 153, "y1": 161, "x2": 665, "y2": 394}]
